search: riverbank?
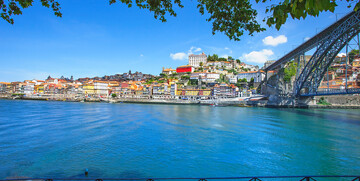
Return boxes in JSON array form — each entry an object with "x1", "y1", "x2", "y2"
[
  {"x1": 0, "y1": 95, "x2": 258, "y2": 107},
  {"x1": 1, "y1": 95, "x2": 360, "y2": 108}
]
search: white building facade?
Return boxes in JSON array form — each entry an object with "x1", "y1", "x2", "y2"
[
  {"x1": 189, "y1": 53, "x2": 207, "y2": 67},
  {"x1": 237, "y1": 71, "x2": 265, "y2": 83},
  {"x1": 94, "y1": 81, "x2": 109, "y2": 97},
  {"x1": 206, "y1": 73, "x2": 220, "y2": 83}
]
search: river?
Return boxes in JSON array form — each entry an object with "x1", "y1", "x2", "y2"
[{"x1": 0, "y1": 99, "x2": 360, "y2": 179}]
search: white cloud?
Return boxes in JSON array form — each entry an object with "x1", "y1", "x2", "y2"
[
  {"x1": 140, "y1": 54, "x2": 144, "y2": 57},
  {"x1": 170, "y1": 46, "x2": 203, "y2": 61},
  {"x1": 170, "y1": 52, "x2": 187, "y2": 60},
  {"x1": 338, "y1": 53, "x2": 346, "y2": 57},
  {"x1": 224, "y1": 47, "x2": 233, "y2": 54},
  {"x1": 242, "y1": 49, "x2": 274, "y2": 64},
  {"x1": 170, "y1": 46, "x2": 205, "y2": 61},
  {"x1": 189, "y1": 46, "x2": 202, "y2": 54},
  {"x1": 304, "y1": 37, "x2": 311, "y2": 41},
  {"x1": 221, "y1": 54, "x2": 229, "y2": 58},
  {"x1": 263, "y1": 35, "x2": 288, "y2": 46}
]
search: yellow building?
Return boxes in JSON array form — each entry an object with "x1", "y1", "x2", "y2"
[
  {"x1": 353, "y1": 59, "x2": 360, "y2": 67},
  {"x1": 176, "y1": 89, "x2": 212, "y2": 96},
  {"x1": 83, "y1": 83, "x2": 95, "y2": 96},
  {"x1": 34, "y1": 84, "x2": 44, "y2": 94}
]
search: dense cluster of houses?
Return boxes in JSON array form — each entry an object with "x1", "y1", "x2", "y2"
[
  {"x1": 319, "y1": 56, "x2": 360, "y2": 90},
  {"x1": 2, "y1": 53, "x2": 358, "y2": 99},
  {"x1": 0, "y1": 77, "x2": 243, "y2": 99},
  {"x1": 0, "y1": 53, "x2": 266, "y2": 99}
]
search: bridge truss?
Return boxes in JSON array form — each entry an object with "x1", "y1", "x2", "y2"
[{"x1": 265, "y1": 11, "x2": 360, "y2": 97}]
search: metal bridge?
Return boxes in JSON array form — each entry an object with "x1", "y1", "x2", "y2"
[
  {"x1": 1, "y1": 176, "x2": 360, "y2": 181},
  {"x1": 264, "y1": 11, "x2": 360, "y2": 97}
]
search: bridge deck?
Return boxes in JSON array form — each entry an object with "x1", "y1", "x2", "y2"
[{"x1": 300, "y1": 88, "x2": 360, "y2": 97}]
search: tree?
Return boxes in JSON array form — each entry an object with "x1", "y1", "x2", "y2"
[
  {"x1": 111, "y1": 93, "x2": 117, "y2": 98},
  {"x1": 207, "y1": 54, "x2": 219, "y2": 62},
  {"x1": 2, "y1": 1, "x2": 359, "y2": 41},
  {"x1": 238, "y1": 78, "x2": 247, "y2": 82},
  {"x1": 218, "y1": 57, "x2": 227, "y2": 62},
  {"x1": 181, "y1": 75, "x2": 190, "y2": 80},
  {"x1": 188, "y1": 79, "x2": 198, "y2": 86},
  {"x1": 283, "y1": 61, "x2": 297, "y2": 82},
  {"x1": 199, "y1": 62, "x2": 203, "y2": 67},
  {"x1": 236, "y1": 59, "x2": 241, "y2": 64},
  {"x1": 1, "y1": 0, "x2": 62, "y2": 24},
  {"x1": 348, "y1": 49, "x2": 359, "y2": 64},
  {"x1": 249, "y1": 77, "x2": 254, "y2": 88},
  {"x1": 170, "y1": 72, "x2": 178, "y2": 78}
]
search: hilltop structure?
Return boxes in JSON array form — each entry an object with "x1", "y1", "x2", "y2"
[{"x1": 189, "y1": 53, "x2": 207, "y2": 67}]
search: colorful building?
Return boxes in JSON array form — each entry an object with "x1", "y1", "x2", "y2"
[
  {"x1": 176, "y1": 65, "x2": 194, "y2": 73},
  {"x1": 162, "y1": 67, "x2": 176, "y2": 75}
]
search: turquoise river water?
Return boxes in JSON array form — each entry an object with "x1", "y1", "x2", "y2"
[{"x1": 0, "y1": 99, "x2": 360, "y2": 179}]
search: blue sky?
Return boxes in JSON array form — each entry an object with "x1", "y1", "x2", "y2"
[{"x1": 0, "y1": 0, "x2": 354, "y2": 82}]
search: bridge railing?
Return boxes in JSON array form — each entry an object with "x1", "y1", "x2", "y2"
[{"x1": 1, "y1": 176, "x2": 360, "y2": 181}]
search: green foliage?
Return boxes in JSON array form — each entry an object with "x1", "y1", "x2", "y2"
[
  {"x1": 199, "y1": 62, "x2": 203, "y2": 66},
  {"x1": 109, "y1": 0, "x2": 183, "y2": 23},
  {"x1": 159, "y1": 73, "x2": 168, "y2": 78},
  {"x1": 2, "y1": 1, "x2": 359, "y2": 41},
  {"x1": 263, "y1": 0, "x2": 343, "y2": 30},
  {"x1": 238, "y1": 78, "x2": 247, "y2": 83},
  {"x1": 197, "y1": 0, "x2": 265, "y2": 41},
  {"x1": 181, "y1": 75, "x2": 190, "y2": 80},
  {"x1": 227, "y1": 69, "x2": 238, "y2": 74},
  {"x1": 241, "y1": 68, "x2": 250, "y2": 72},
  {"x1": 145, "y1": 79, "x2": 154, "y2": 84},
  {"x1": 188, "y1": 79, "x2": 198, "y2": 85},
  {"x1": 0, "y1": 0, "x2": 62, "y2": 24},
  {"x1": 348, "y1": 49, "x2": 359, "y2": 64},
  {"x1": 317, "y1": 97, "x2": 331, "y2": 105},
  {"x1": 207, "y1": 54, "x2": 219, "y2": 62},
  {"x1": 219, "y1": 57, "x2": 227, "y2": 62},
  {"x1": 283, "y1": 61, "x2": 297, "y2": 82},
  {"x1": 169, "y1": 72, "x2": 178, "y2": 79},
  {"x1": 250, "y1": 77, "x2": 254, "y2": 83},
  {"x1": 236, "y1": 59, "x2": 241, "y2": 64},
  {"x1": 249, "y1": 77, "x2": 254, "y2": 88},
  {"x1": 111, "y1": 93, "x2": 117, "y2": 98},
  {"x1": 201, "y1": 86, "x2": 206, "y2": 89},
  {"x1": 216, "y1": 73, "x2": 229, "y2": 83}
]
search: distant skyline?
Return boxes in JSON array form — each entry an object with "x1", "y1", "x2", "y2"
[{"x1": 0, "y1": 1, "x2": 354, "y2": 82}]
